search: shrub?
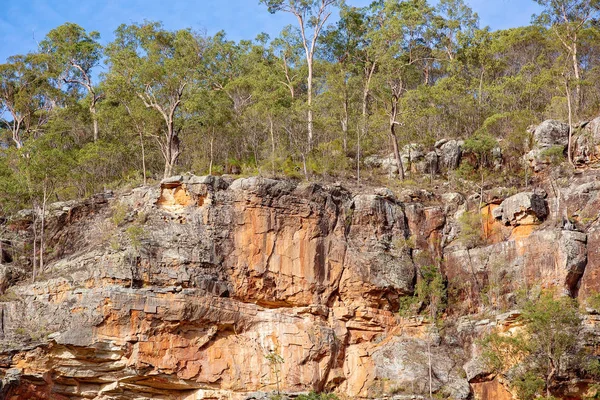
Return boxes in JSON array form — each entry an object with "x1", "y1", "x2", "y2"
[
  {"x1": 297, "y1": 392, "x2": 339, "y2": 400},
  {"x1": 540, "y1": 145, "x2": 565, "y2": 166},
  {"x1": 481, "y1": 292, "x2": 582, "y2": 399},
  {"x1": 458, "y1": 210, "x2": 484, "y2": 249}
]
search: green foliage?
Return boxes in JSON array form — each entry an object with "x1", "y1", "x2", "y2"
[
  {"x1": 398, "y1": 264, "x2": 446, "y2": 319},
  {"x1": 481, "y1": 292, "x2": 583, "y2": 398},
  {"x1": 1, "y1": 0, "x2": 600, "y2": 228},
  {"x1": 126, "y1": 225, "x2": 146, "y2": 250},
  {"x1": 110, "y1": 202, "x2": 129, "y2": 227},
  {"x1": 463, "y1": 133, "x2": 497, "y2": 161},
  {"x1": 296, "y1": 392, "x2": 339, "y2": 400},
  {"x1": 512, "y1": 371, "x2": 546, "y2": 400},
  {"x1": 541, "y1": 145, "x2": 566, "y2": 165},
  {"x1": 416, "y1": 265, "x2": 447, "y2": 321},
  {"x1": 587, "y1": 292, "x2": 600, "y2": 311},
  {"x1": 457, "y1": 210, "x2": 484, "y2": 249}
]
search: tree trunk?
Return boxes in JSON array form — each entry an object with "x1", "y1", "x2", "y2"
[
  {"x1": 479, "y1": 68, "x2": 485, "y2": 106},
  {"x1": 270, "y1": 116, "x2": 276, "y2": 176},
  {"x1": 163, "y1": 121, "x2": 180, "y2": 179},
  {"x1": 390, "y1": 125, "x2": 405, "y2": 180},
  {"x1": 342, "y1": 93, "x2": 348, "y2": 154},
  {"x1": 139, "y1": 129, "x2": 147, "y2": 185},
  {"x1": 32, "y1": 211, "x2": 38, "y2": 283},
  {"x1": 11, "y1": 117, "x2": 23, "y2": 149},
  {"x1": 389, "y1": 96, "x2": 405, "y2": 180},
  {"x1": 163, "y1": 157, "x2": 172, "y2": 180},
  {"x1": 572, "y1": 40, "x2": 581, "y2": 112},
  {"x1": 565, "y1": 78, "x2": 575, "y2": 167},
  {"x1": 359, "y1": 62, "x2": 376, "y2": 183},
  {"x1": 90, "y1": 103, "x2": 99, "y2": 142},
  {"x1": 307, "y1": 58, "x2": 314, "y2": 151},
  {"x1": 39, "y1": 182, "x2": 48, "y2": 273},
  {"x1": 209, "y1": 132, "x2": 214, "y2": 176}
]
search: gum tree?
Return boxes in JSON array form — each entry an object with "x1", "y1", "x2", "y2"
[
  {"x1": 40, "y1": 23, "x2": 103, "y2": 141},
  {"x1": 260, "y1": 0, "x2": 343, "y2": 150},
  {"x1": 105, "y1": 22, "x2": 205, "y2": 178}
]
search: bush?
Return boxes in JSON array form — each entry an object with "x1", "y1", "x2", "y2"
[
  {"x1": 481, "y1": 292, "x2": 582, "y2": 398},
  {"x1": 540, "y1": 145, "x2": 565, "y2": 166},
  {"x1": 297, "y1": 392, "x2": 339, "y2": 400},
  {"x1": 458, "y1": 210, "x2": 484, "y2": 249}
]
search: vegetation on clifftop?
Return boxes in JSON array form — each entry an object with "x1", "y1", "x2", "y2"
[{"x1": 1, "y1": 0, "x2": 600, "y2": 214}]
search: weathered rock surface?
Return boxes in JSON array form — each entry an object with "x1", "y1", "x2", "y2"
[
  {"x1": 437, "y1": 140, "x2": 463, "y2": 171},
  {"x1": 0, "y1": 176, "x2": 424, "y2": 400},
  {"x1": 525, "y1": 120, "x2": 570, "y2": 171},
  {"x1": 574, "y1": 116, "x2": 600, "y2": 166},
  {"x1": 493, "y1": 191, "x2": 548, "y2": 226},
  {"x1": 533, "y1": 120, "x2": 570, "y2": 150},
  {"x1": 0, "y1": 171, "x2": 599, "y2": 400}
]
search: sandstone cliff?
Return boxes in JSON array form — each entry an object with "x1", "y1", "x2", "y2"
[{"x1": 0, "y1": 168, "x2": 599, "y2": 399}]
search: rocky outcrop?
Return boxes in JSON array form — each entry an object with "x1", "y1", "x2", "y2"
[
  {"x1": 0, "y1": 176, "x2": 435, "y2": 400},
  {"x1": 0, "y1": 171, "x2": 599, "y2": 400},
  {"x1": 574, "y1": 116, "x2": 600, "y2": 166},
  {"x1": 525, "y1": 120, "x2": 570, "y2": 171},
  {"x1": 365, "y1": 139, "x2": 464, "y2": 176},
  {"x1": 436, "y1": 139, "x2": 463, "y2": 171},
  {"x1": 533, "y1": 120, "x2": 570, "y2": 149},
  {"x1": 493, "y1": 191, "x2": 548, "y2": 226}
]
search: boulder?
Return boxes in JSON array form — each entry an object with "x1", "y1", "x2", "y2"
[
  {"x1": 525, "y1": 120, "x2": 570, "y2": 171},
  {"x1": 533, "y1": 120, "x2": 570, "y2": 150},
  {"x1": 438, "y1": 140, "x2": 463, "y2": 171},
  {"x1": 559, "y1": 230, "x2": 588, "y2": 296},
  {"x1": 573, "y1": 116, "x2": 600, "y2": 165},
  {"x1": 364, "y1": 153, "x2": 401, "y2": 175},
  {"x1": 494, "y1": 192, "x2": 548, "y2": 226},
  {"x1": 422, "y1": 151, "x2": 439, "y2": 174}
]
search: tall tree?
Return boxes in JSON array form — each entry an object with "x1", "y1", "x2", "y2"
[
  {"x1": 105, "y1": 22, "x2": 205, "y2": 178},
  {"x1": 533, "y1": 0, "x2": 600, "y2": 110},
  {"x1": 434, "y1": 0, "x2": 479, "y2": 62},
  {"x1": 260, "y1": 0, "x2": 343, "y2": 150},
  {"x1": 40, "y1": 23, "x2": 103, "y2": 141},
  {"x1": 0, "y1": 55, "x2": 54, "y2": 148},
  {"x1": 372, "y1": 0, "x2": 435, "y2": 179},
  {"x1": 324, "y1": 4, "x2": 373, "y2": 181}
]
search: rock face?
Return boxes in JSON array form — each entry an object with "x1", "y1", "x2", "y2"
[
  {"x1": 526, "y1": 120, "x2": 570, "y2": 171},
  {"x1": 574, "y1": 116, "x2": 600, "y2": 166},
  {"x1": 533, "y1": 120, "x2": 570, "y2": 149},
  {"x1": 437, "y1": 140, "x2": 463, "y2": 171},
  {"x1": 0, "y1": 176, "x2": 459, "y2": 400},
  {"x1": 493, "y1": 191, "x2": 548, "y2": 226},
  {"x1": 1, "y1": 172, "x2": 600, "y2": 400}
]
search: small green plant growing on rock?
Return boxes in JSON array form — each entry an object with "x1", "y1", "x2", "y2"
[
  {"x1": 458, "y1": 210, "x2": 484, "y2": 249},
  {"x1": 586, "y1": 291, "x2": 600, "y2": 311},
  {"x1": 265, "y1": 349, "x2": 285, "y2": 396},
  {"x1": 110, "y1": 202, "x2": 130, "y2": 226},
  {"x1": 393, "y1": 235, "x2": 417, "y2": 251},
  {"x1": 541, "y1": 145, "x2": 566, "y2": 166},
  {"x1": 297, "y1": 391, "x2": 339, "y2": 400},
  {"x1": 126, "y1": 225, "x2": 146, "y2": 250}
]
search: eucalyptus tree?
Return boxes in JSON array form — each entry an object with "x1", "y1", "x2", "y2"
[
  {"x1": 533, "y1": 0, "x2": 600, "y2": 110},
  {"x1": 433, "y1": 0, "x2": 479, "y2": 63},
  {"x1": 371, "y1": 0, "x2": 435, "y2": 179},
  {"x1": 40, "y1": 23, "x2": 104, "y2": 141},
  {"x1": 0, "y1": 55, "x2": 55, "y2": 148},
  {"x1": 101, "y1": 72, "x2": 162, "y2": 185},
  {"x1": 105, "y1": 22, "x2": 206, "y2": 178},
  {"x1": 260, "y1": 0, "x2": 344, "y2": 150},
  {"x1": 271, "y1": 26, "x2": 304, "y2": 100}
]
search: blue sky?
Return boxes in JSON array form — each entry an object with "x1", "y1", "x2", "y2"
[{"x1": 1, "y1": 0, "x2": 541, "y2": 67}]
